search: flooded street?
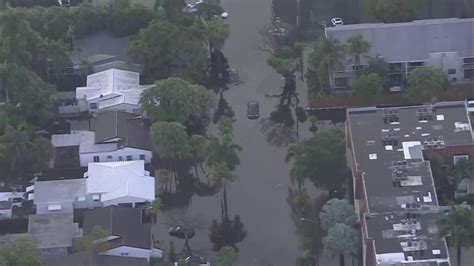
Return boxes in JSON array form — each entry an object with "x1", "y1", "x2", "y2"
[{"x1": 154, "y1": 0, "x2": 310, "y2": 265}]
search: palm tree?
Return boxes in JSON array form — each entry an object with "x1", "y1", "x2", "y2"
[
  {"x1": 206, "y1": 117, "x2": 242, "y2": 171},
  {"x1": 144, "y1": 198, "x2": 162, "y2": 224},
  {"x1": 206, "y1": 138, "x2": 242, "y2": 171},
  {"x1": 0, "y1": 6, "x2": 32, "y2": 66},
  {"x1": 308, "y1": 37, "x2": 344, "y2": 91},
  {"x1": 209, "y1": 161, "x2": 235, "y2": 219},
  {"x1": 453, "y1": 158, "x2": 474, "y2": 190},
  {"x1": 0, "y1": 124, "x2": 32, "y2": 180},
  {"x1": 345, "y1": 34, "x2": 371, "y2": 69},
  {"x1": 285, "y1": 143, "x2": 305, "y2": 190},
  {"x1": 437, "y1": 203, "x2": 474, "y2": 266},
  {"x1": 205, "y1": 18, "x2": 230, "y2": 53}
]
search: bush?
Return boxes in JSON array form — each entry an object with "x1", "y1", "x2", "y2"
[{"x1": 352, "y1": 73, "x2": 383, "y2": 103}]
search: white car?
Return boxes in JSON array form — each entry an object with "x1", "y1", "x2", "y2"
[
  {"x1": 331, "y1": 17, "x2": 344, "y2": 26},
  {"x1": 183, "y1": 1, "x2": 229, "y2": 19},
  {"x1": 467, "y1": 100, "x2": 474, "y2": 113}
]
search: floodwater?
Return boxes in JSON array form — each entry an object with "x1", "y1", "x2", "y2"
[{"x1": 153, "y1": 0, "x2": 311, "y2": 265}]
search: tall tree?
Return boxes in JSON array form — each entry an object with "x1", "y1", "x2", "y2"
[
  {"x1": 0, "y1": 124, "x2": 32, "y2": 180},
  {"x1": 140, "y1": 78, "x2": 214, "y2": 124},
  {"x1": 145, "y1": 198, "x2": 162, "y2": 223},
  {"x1": 206, "y1": 117, "x2": 241, "y2": 171},
  {"x1": 319, "y1": 198, "x2": 357, "y2": 231},
  {"x1": 0, "y1": 236, "x2": 44, "y2": 266},
  {"x1": 367, "y1": 0, "x2": 416, "y2": 23},
  {"x1": 129, "y1": 18, "x2": 209, "y2": 82},
  {"x1": 308, "y1": 37, "x2": 344, "y2": 91},
  {"x1": 0, "y1": 6, "x2": 32, "y2": 66},
  {"x1": 189, "y1": 134, "x2": 209, "y2": 178},
  {"x1": 218, "y1": 246, "x2": 238, "y2": 266},
  {"x1": 345, "y1": 34, "x2": 371, "y2": 68},
  {"x1": 210, "y1": 161, "x2": 235, "y2": 219},
  {"x1": 151, "y1": 121, "x2": 191, "y2": 180},
  {"x1": 352, "y1": 73, "x2": 384, "y2": 103},
  {"x1": 405, "y1": 67, "x2": 445, "y2": 101},
  {"x1": 437, "y1": 203, "x2": 474, "y2": 266},
  {"x1": 285, "y1": 143, "x2": 305, "y2": 190},
  {"x1": 322, "y1": 223, "x2": 358, "y2": 266},
  {"x1": 206, "y1": 18, "x2": 230, "y2": 52},
  {"x1": 288, "y1": 128, "x2": 348, "y2": 192}
]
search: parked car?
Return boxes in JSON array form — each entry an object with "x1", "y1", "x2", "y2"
[
  {"x1": 183, "y1": 1, "x2": 229, "y2": 19},
  {"x1": 247, "y1": 101, "x2": 260, "y2": 119},
  {"x1": 468, "y1": 100, "x2": 474, "y2": 113},
  {"x1": 331, "y1": 17, "x2": 344, "y2": 26}
]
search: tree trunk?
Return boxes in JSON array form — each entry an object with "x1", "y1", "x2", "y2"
[
  {"x1": 457, "y1": 244, "x2": 461, "y2": 266},
  {"x1": 194, "y1": 165, "x2": 200, "y2": 179},
  {"x1": 223, "y1": 186, "x2": 229, "y2": 220},
  {"x1": 339, "y1": 254, "x2": 345, "y2": 266}
]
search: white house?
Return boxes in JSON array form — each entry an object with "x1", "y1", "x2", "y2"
[
  {"x1": 85, "y1": 160, "x2": 155, "y2": 207},
  {"x1": 33, "y1": 160, "x2": 154, "y2": 215},
  {"x1": 83, "y1": 206, "x2": 161, "y2": 261},
  {"x1": 76, "y1": 68, "x2": 152, "y2": 114},
  {"x1": 52, "y1": 111, "x2": 153, "y2": 167}
]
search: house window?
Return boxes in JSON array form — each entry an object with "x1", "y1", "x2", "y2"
[
  {"x1": 90, "y1": 103, "x2": 97, "y2": 109},
  {"x1": 448, "y1": 69, "x2": 456, "y2": 75},
  {"x1": 77, "y1": 196, "x2": 86, "y2": 202},
  {"x1": 107, "y1": 155, "x2": 113, "y2": 159},
  {"x1": 47, "y1": 204, "x2": 61, "y2": 211},
  {"x1": 92, "y1": 194, "x2": 100, "y2": 201},
  {"x1": 139, "y1": 154, "x2": 145, "y2": 160},
  {"x1": 126, "y1": 155, "x2": 133, "y2": 161},
  {"x1": 118, "y1": 156, "x2": 123, "y2": 161},
  {"x1": 453, "y1": 155, "x2": 469, "y2": 165},
  {"x1": 93, "y1": 156, "x2": 100, "y2": 162},
  {"x1": 334, "y1": 77, "x2": 348, "y2": 87}
]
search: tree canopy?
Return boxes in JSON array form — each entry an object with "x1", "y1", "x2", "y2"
[
  {"x1": 0, "y1": 124, "x2": 53, "y2": 183},
  {"x1": 218, "y1": 246, "x2": 238, "y2": 266},
  {"x1": 308, "y1": 37, "x2": 345, "y2": 90},
  {"x1": 437, "y1": 203, "x2": 474, "y2": 266},
  {"x1": 0, "y1": 236, "x2": 45, "y2": 266},
  {"x1": 405, "y1": 67, "x2": 446, "y2": 100},
  {"x1": 73, "y1": 226, "x2": 110, "y2": 253},
  {"x1": 206, "y1": 18, "x2": 230, "y2": 51},
  {"x1": 140, "y1": 78, "x2": 214, "y2": 124},
  {"x1": 319, "y1": 198, "x2": 357, "y2": 231},
  {"x1": 345, "y1": 34, "x2": 370, "y2": 66},
  {"x1": 129, "y1": 18, "x2": 209, "y2": 82},
  {"x1": 352, "y1": 73, "x2": 384, "y2": 103},
  {"x1": 322, "y1": 223, "x2": 358, "y2": 265},
  {"x1": 151, "y1": 121, "x2": 191, "y2": 161},
  {"x1": 367, "y1": 0, "x2": 416, "y2": 23},
  {"x1": 289, "y1": 128, "x2": 348, "y2": 191}
]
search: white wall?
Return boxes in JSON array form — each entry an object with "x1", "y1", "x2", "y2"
[
  {"x1": 428, "y1": 52, "x2": 463, "y2": 81},
  {"x1": 100, "y1": 246, "x2": 151, "y2": 261},
  {"x1": 36, "y1": 202, "x2": 74, "y2": 215},
  {"x1": 103, "y1": 196, "x2": 151, "y2": 207},
  {"x1": 99, "y1": 103, "x2": 141, "y2": 114},
  {"x1": 80, "y1": 148, "x2": 152, "y2": 166},
  {"x1": 0, "y1": 208, "x2": 12, "y2": 219}
]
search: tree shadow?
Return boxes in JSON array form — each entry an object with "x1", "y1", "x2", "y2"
[
  {"x1": 212, "y1": 92, "x2": 235, "y2": 124},
  {"x1": 208, "y1": 214, "x2": 247, "y2": 252},
  {"x1": 259, "y1": 75, "x2": 304, "y2": 147},
  {"x1": 160, "y1": 175, "x2": 219, "y2": 210}
]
